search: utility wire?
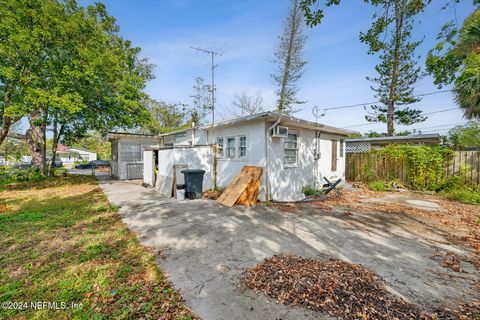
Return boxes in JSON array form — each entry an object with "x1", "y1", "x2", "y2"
[
  {"x1": 423, "y1": 107, "x2": 458, "y2": 115},
  {"x1": 413, "y1": 122, "x2": 465, "y2": 130},
  {"x1": 341, "y1": 107, "x2": 459, "y2": 128},
  {"x1": 323, "y1": 89, "x2": 452, "y2": 111}
]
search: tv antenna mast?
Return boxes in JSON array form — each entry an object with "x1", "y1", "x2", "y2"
[
  {"x1": 190, "y1": 46, "x2": 222, "y2": 145},
  {"x1": 190, "y1": 46, "x2": 222, "y2": 190},
  {"x1": 312, "y1": 105, "x2": 326, "y2": 123}
]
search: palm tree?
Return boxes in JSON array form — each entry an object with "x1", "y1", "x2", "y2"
[{"x1": 453, "y1": 10, "x2": 480, "y2": 120}]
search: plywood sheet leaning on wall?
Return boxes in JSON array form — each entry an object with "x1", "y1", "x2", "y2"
[
  {"x1": 217, "y1": 166, "x2": 263, "y2": 207},
  {"x1": 236, "y1": 166, "x2": 263, "y2": 206}
]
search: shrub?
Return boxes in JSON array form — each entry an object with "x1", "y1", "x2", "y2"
[
  {"x1": 54, "y1": 167, "x2": 68, "y2": 177},
  {"x1": 368, "y1": 181, "x2": 387, "y2": 192},
  {"x1": 355, "y1": 145, "x2": 453, "y2": 191},
  {"x1": 303, "y1": 186, "x2": 320, "y2": 196},
  {"x1": 0, "y1": 167, "x2": 46, "y2": 185},
  {"x1": 444, "y1": 189, "x2": 480, "y2": 205}
]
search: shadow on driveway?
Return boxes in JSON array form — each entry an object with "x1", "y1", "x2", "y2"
[{"x1": 98, "y1": 179, "x2": 479, "y2": 320}]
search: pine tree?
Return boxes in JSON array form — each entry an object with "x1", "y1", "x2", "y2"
[
  {"x1": 272, "y1": 0, "x2": 307, "y2": 114},
  {"x1": 362, "y1": 0, "x2": 428, "y2": 136}
]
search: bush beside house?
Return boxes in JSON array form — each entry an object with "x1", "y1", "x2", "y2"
[{"x1": 347, "y1": 144, "x2": 480, "y2": 205}]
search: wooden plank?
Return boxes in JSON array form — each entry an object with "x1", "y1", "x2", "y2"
[
  {"x1": 331, "y1": 140, "x2": 338, "y2": 172},
  {"x1": 237, "y1": 166, "x2": 263, "y2": 206},
  {"x1": 217, "y1": 174, "x2": 253, "y2": 207}
]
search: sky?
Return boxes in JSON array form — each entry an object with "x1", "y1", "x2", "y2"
[{"x1": 79, "y1": 0, "x2": 477, "y2": 135}]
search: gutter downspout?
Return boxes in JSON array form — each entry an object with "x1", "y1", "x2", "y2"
[
  {"x1": 265, "y1": 117, "x2": 281, "y2": 201},
  {"x1": 316, "y1": 131, "x2": 322, "y2": 188}
]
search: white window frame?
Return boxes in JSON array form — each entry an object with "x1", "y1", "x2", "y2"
[
  {"x1": 238, "y1": 136, "x2": 247, "y2": 158},
  {"x1": 226, "y1": 137, "x2": 236, "y2": 158},
  {"x1": 284, "y1": 132, "x2": 299, "y2": 166},
  {"x1": 216, "y1": 137, "x2": 224, "y2": 157}
]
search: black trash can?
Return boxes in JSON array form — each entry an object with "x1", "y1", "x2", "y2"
[{"x1": 181, "y1": 169, "x2": 206, "y2": 199}]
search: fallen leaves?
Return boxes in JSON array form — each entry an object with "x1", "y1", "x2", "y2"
[
  {"x1": 442, "y1": 252, "x2": 463, "y2": 272},
  {"x1": 0, "y1": 175, "x2": 197, "y2": 320},
  {"x1": 242, "y1": 255, "x2": 479, "y2": 320},
  {"x1": 271, "y1": 185, "x2": 480, "y2": 270}
]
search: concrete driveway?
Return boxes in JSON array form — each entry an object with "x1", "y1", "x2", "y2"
[{"x1": 98, "y1": 178, "x2": 479, "y2": 320}]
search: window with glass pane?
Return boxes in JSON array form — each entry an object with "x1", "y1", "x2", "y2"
[
  {"x1": 227, "y1": 137, "x2": 236, "y2": 158},
  {"x1": 239, "y1": 136, "x2": 247, "y2": 157},
  {"x1": 284, "y1": 133, "x2": 298, "y2": 165},
  {"x1": 340, "y1": 139, "x2": 344, "y2": 157},
  {"x1": 216, "y1": 137, "x2": 224, "y2": 157}
]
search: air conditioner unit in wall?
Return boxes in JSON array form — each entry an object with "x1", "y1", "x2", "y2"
[{"x1": 271, "y1": 126, "x2": 289, "y2": 138}]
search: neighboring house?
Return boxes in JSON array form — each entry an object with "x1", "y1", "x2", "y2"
[
  {"x1": 107, "y1": 133, "x2": 161, "y2": 180},
  {"x1": 346, "y1": 134, "x2": 442, "y2": 153},
  {"x1": 108, "y1": 111, "x2": 353, "y2": 201},
  {"x1": 56, "y1": 144, "x2": 97, "y2": 166}
]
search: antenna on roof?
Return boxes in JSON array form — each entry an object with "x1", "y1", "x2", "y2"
[
  {"x1": 312, "y1": 105, "x2": 326, "y2": 124},
  {"x1": 190, "y1": 46, "x2": 223, "y2": 190},
  {"x1": 190, "y1": 46, "x2": 222, "y2": 145}
]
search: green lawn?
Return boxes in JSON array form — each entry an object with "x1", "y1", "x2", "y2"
[{"x1": 0, "y1": 175, "x2": 194, "y2": 320}]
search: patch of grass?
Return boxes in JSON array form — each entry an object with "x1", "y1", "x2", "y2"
[
  {"x1": 0, "y1": 175, "x2": 194, "y2": 319},
  {"x1": 368, "y1": 181, "x2": 387, "y2": 192},
  {"x1": 302, "y1": 185, "x2": 320, "y2": 196},
  {"x1": 443, "y1": 189, "x2": 480, "y2": 205}
]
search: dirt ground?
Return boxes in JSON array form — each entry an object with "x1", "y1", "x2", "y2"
[
  {"x1": 272, "y1": 184, "x2": 480, "y2": 270},
  {"x1": 100, "y1": 179, "x2": 479, "y2": 320}
]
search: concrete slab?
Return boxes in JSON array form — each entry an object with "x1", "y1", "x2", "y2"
[
  {"x1": 98, "y1": 178, "x2": 479, "y2": 320},
  {"x1": 365, "y1": 194, "x2": 447, "y2": 212}
]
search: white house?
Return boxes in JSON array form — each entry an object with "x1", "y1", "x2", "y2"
[
  {"x1": 108, "y1": 112, "x2": 352, "y2": 201},
  {"x1": 56, "y1": 144, "x2": 97, "y2": 167}
]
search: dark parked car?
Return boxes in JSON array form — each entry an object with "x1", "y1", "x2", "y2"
[
  {"x1": 75, "y1": 160, "x2": 110, "y2": 169},
  {"x1": 53, "y1": 160, "x2": 63, "y2": 168},
  {"x1": 15, "y1": 162, "x2": 32, "y2": 170},
  {"x1": 14, "y1": 160, "x2": 62, "y2": 169}
]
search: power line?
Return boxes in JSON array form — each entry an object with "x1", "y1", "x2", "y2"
[
  {"x1": 341, "y1": 107, "x2": 459, "y2": 128},
  {"x1": 414, "y1": 122, "x2": 464, "y2": 130},
  {"x1": 423, "y1": 107, "x2": 458, "y2": 116},
  {"x1": 322, "y1": 89, "x2": 452, "y2": 111}
]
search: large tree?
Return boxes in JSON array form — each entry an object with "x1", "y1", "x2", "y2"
[
  {"x1": 272, "y1": 0, "x2": 307, "y2": 114},
  {"x1": 426, "y1": 5, "x2": 480, "y2": 120},
  {"x1": 362, "y1": 0, "x2": 428, "y2": 136},
  {"x1": 448, "y1": 122, "x2": 480, "y2": 149},
  {"x1": 0, "y1": 0, "x2": 154, "y2": 174},
  {"x1": 300, "y1": 0, "x2": 428, "y2": 135},
  {"x1": 142, "y1": 98, "x2": 188, "y2": 134}
]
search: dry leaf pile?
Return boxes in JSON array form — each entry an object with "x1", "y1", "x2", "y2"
[
  {"x1": 202, "y1": 190, "x2": 222, "y2": 200},
  {"x1": 242, "y1": 255, "x2": 435, "y2": 320}
]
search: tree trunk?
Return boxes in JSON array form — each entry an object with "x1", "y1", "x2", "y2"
[
  {"x1": 0, "y1": 89, "x2": 19, "y2": 146},
  {"x1": 27, "y1": 108, "x2": 48, "y2": 174},
  {"x1": 48, "y1": 115, "x2": 65, "y2": 176},
  {"x1": 0, "y1": 116, "x2": 13, "y2": 146},
  {"x1": 386, "y1": 0, "x2": 404, "y2": 136}
]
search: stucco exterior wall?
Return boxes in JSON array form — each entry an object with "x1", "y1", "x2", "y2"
[
  {"x1": 153, "y1": 146, "x2": 213, "y2": 196},
  {"x1": 266, "y1": 128, "x2": 346, "y2": 201}
]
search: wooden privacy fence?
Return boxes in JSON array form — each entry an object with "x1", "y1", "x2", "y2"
[{"x1": 346, "y1": 151, "x2": 480, "y2": 186}]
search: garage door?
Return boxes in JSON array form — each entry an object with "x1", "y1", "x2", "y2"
[{"x1": 126, "y1": 162, "x2": 143, "y2": 180}]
